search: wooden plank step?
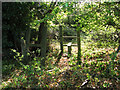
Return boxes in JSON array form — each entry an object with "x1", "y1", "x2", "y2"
[
  {"x1": 63, "y1": 44, "x2": 77, "y2": 46},
  {"x1": 68, "y1": 42, "x2": 72, "y2": 55},
  {"x1": 67, "y1": 42, "x2": 72, "y2": 46}
]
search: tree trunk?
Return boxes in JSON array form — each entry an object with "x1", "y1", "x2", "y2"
[
  {"x1": 77, "y1": 30, "x2": 81, "y2": 65},
  {"x1": 38, "y1": 22, "x2": 45, "y2": 44},
  {"x1": 117, "y1": 32, "x2": 120, "y2": 53},
  {"x1": 118, "y1": 32, "x2": 120, "y2": 46},
  {"x1": 39, "y1": 23, "x2": 47, "y2": 67},
  {"x1": 59, "y1": 25, "x2": 63, "y2": 53}
]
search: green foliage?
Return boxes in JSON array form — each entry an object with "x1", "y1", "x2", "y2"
[
  {"x1": 2, "y1": 2, "x2": 120, "y2": 89},
  {"x1": 2, "y1": 2, "x2": 35, "y2": 62},
  {"x1": 2, "y1": 2, "x2": 32, "y2": 43}
]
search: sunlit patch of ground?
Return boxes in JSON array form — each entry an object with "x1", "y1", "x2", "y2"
[{"x1": 1, "y1": 39, "x2": 120, "y2": 89}]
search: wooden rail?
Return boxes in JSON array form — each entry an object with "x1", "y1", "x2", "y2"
[
  {"x1": 63, "y1": 36, "x2": 77, "y2": 38},
  {"x1": 29, "y1": 44, "x2": 41, "y2": 47},
  {"x1": 59, "y1": 25, "x2": 81, "y2": 63}
]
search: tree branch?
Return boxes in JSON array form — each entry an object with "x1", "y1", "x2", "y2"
[{"x1": 41, "y1": 1, "x2": 57, "y2": 19}]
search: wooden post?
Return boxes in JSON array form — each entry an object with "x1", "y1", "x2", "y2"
[
  {"x1": 68, "y1": 42, "x2": 72, "y2": 55},
  {"x1": 77, "y1": 30, "x2": 81, "y2": 64},
  {"x1": 60, "y1": 25, "x2": 63, "y2": 53},
  {"x1": 118, "y1": 32, "x2": 120, "y2": 46},
  {"x1": 21, "y1": 39, "x2": 26, "y2": 57},
  {"x1": 41, "y1": 24, "x2": 47, "y2": 66},
  {"x1": 26, "y1": 29, "x2": 31, "y2": 46},
  {"x1": 22, "y1": 29, "x2": 31, "y2": 64},
  {"x1": 26, "y1": 29, "x2": 31, "y2": 53},
  {"x1": 0, "y1": 2, "x2": 2, "y2": 84}
]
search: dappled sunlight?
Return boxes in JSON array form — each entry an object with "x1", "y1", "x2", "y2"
[{"x1": 2, "y1": 1, "x2": 120, "y2": 89}]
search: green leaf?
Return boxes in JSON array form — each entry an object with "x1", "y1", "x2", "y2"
[
  {"x1": 40, "y1": 70, "x2": 44, "y2": 75},
  {"x1": 24, "y1": 65, "x2": 29, "y2": 69},
  {"x1": 32, "y1": 2, "x2": 35, "y2": 5},
  {"x1": 86, "y1": 73, "x2": 90, "y2": 79},
  {"x1": 103, "y1": 83, "x2": 108, "y2": 87},
  {"x1": 65, "y1": 3, "x2": 68, "y2": 7}
]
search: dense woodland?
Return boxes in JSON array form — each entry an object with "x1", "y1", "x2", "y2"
[{"x1": 1, "y1": 1, "x2": 120, "y2": 89}]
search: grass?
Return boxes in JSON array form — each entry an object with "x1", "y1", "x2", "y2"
[{"x1": 1, "y1": 38, "x2": 120, "y2": 89}]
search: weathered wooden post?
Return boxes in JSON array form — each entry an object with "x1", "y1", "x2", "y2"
[
  {"x1": 21, "y1": 38, "x2": 26, "y2": 57},
  {"x1": 0, "y1": 2, "x2": 2, "y2": 84},
  {"x1": 22, "y1": 29, "x2": 31, "y2": 64},
  {"x1": 119, "y1": 32, "x2": 120, "y2": 46},
  {"x1": 68, "y1": 42, "x2": 72, "y2": 55},
  {"x1": 41, "y1": 24, "x2": 47, "y2": 66},
  {"x1": 77, "y1": 30, "x2": 81, "y2": 64},
  {"x1": 26, "y1": 29, "x2": 31, "y2": 51},
  {"x1": 60, "y1": 25, "x2": 63, "y2": 53}
]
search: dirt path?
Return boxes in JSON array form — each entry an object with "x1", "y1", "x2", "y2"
[{"x1": 57, "y1": 54, "x2": 71, "y2": 69}]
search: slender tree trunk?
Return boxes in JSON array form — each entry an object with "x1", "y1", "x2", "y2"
[
  {"x1": 117, "y1": 32, "x2": 120, "y2": 53},
  {"x1": 59, "y1": 25, "x2": 63, "y2": 53},
  {"x1": 39, "y1": 23, "x2": 47, "y2": 67},
  {"x1": 77, "y1": 30, "x2": 81, "y2": 65},
  {"x1": 38, "y1": 22, "x2": 45, "y2": 44},
  {"x1": 118, "y1": 32, "x2": 120, "y2": 46}
]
